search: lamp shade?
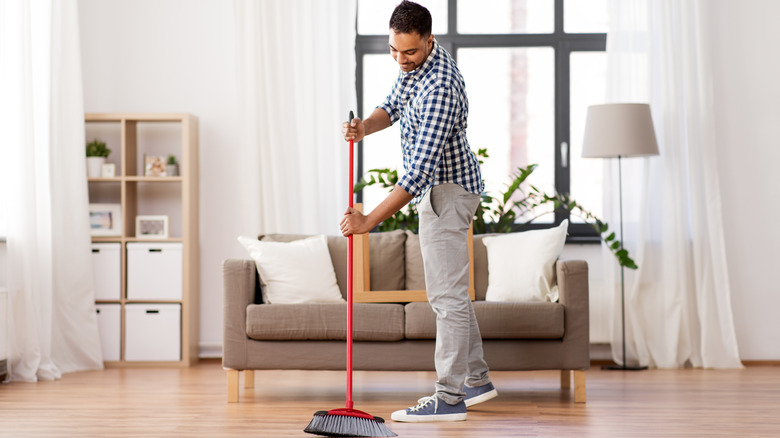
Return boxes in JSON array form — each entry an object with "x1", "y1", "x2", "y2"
[{"x1": 582, "y1": 103, "x2": 659, "y2": 158}]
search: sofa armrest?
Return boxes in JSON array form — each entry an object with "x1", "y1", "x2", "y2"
[
  {"x1": 556, "y1": 259, "x2": 590, "y2": 369},
  {"x1": 222, "y1": 258, "x2": 258, "y2": 370}
]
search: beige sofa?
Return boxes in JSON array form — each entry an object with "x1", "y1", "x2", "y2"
[{"x1": 222, "y1": 230, "x2": 590, "y2": 403}]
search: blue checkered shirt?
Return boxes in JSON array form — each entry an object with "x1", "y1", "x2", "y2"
[{"x1": 378, "y1": 41, "x2": 484, "y2": 203}]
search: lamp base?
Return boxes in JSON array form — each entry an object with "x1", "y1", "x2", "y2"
[{"x1": 601, "y1": 363, "x2": 648, "y2": 371}]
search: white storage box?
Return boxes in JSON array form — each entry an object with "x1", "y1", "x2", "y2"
[
  {"x1": 124, "y1": 303, "x2": 181, "y2": 361},
  {"x1": 127, "y1": 242, "x2": 182, "y2": 300},
  {"x1": 95, "y1": 304, "x2": 121, "y2": 361},
  {"x1": 91, "y1": 243, "x2": 121, "y2": 300}
]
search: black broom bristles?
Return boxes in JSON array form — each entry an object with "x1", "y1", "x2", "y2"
[{"x1": 304, "y1": 410, "x2": 396, "y2": 437}]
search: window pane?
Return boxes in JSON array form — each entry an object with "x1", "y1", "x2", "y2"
[
  {"x1": 358, "y1": 0, "x2": 448, "y2": 35},
  {"x1": 360, "y1": 54, "x2": 405, "y2": 212},
  {"x1": 564, "y1": 0, "x2": 609, "y2": 33},
  {"x1": 458, "y1": 0, "x2": 553, "y2": 34},
  {"x1": 458, "y1": 47, "x2": 555, "y2": 223},
  {"x1": 570, "y1": 51, "x2": 607, "y2": 222}
]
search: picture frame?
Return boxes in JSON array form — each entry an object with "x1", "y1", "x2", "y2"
[
  {"x1": 144, "y1": 155, "x2": 167, "y2": 177},
  {"x1": 101, "y1": 163, "x2": 116, "y2": 177},
  {"x1": 136, "y1": 215, "x2": 169, "y2": 239},
  {"x1": 89, "y1": 204, "x2": 122, "y2": 236}
]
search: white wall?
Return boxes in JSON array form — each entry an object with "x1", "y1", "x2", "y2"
[
  {"x1": 0, "y1": 243, "x2": 5, "y2": 289},
  {"x1": 709, "y1": 0, "x2": 780, "y2": 361},
  {"x1": 78, "y1": 0, "x2": 244, "y2": 357}
]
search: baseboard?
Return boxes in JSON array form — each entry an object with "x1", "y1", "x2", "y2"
[
  {"x1": 742, "y1": 361, "x2": 780, "y2": 367},
  {"x1": 199, "y1": 343, "x2": 222, "y2": 359},
  {"x1": 590, "y1": 343, "x2": 612, "y2": 361}
]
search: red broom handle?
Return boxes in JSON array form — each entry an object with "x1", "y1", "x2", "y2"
[{"x1": 346, "y1": 111, "x2": 354, "y2": 410}]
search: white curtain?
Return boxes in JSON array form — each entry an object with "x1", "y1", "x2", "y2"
[
  {"x1": 0, "y1": 0, "x2": 103, "y2": 381},
  {"x1": 603, "y1": 0, "x2": 742, "y2": 368},
  {"x1": 233, "y1": 0, "x2": 358, "y2": 236}
]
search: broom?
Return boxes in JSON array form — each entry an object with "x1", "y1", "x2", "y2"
[{"x1": 304, "y1": 112, "x2": 396, "y2": 437}]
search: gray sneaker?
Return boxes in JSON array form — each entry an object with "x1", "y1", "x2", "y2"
[
  {"x1": 391, "y1": 395, "x2": 467, "y2": 423},
  {"x1": 463, "y1": 382, "x2": 498, "y2": 407}
]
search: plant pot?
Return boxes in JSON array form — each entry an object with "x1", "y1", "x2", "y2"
[
  {"x1": 87, "y1": 157, "x2": 106, "y2": 178},
  {"x1": 166, "y1": 164, "x2": 179, "y2": 177}
]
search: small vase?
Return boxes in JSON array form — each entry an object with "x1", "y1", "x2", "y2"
[
  {"x1": 166, "y1": 164, "x2": 179, "y2": 177},
  {"x1": 87, "y1": 157, "x2": 106, "y2": 178}
]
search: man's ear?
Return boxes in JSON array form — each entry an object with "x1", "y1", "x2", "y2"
[{"x1": 427, "y1": 34, "x2": 434, "y2": 49}]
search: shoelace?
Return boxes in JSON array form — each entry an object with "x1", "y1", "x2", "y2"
[{"x1": 409, "y1": 395, "x2": 437, "y2": 412}]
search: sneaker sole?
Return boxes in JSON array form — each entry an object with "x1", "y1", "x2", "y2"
[
  {"x1": 465, "y1": 388, "x2": 498, "y2": 407},
  {"x1": 390, "y1": 410, "x2": 467, "y2": 423}
]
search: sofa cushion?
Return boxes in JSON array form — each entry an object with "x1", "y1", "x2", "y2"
[
  {"x1": 262, "y1": 230, "x2": 406, "y2": 296},
  {"x1": 472, "y1": 234, "x2": 490, "y2": 301},
  {"x1": 246, "y1": 303, "x2": 405, "y2": 341},
  {"x1": 367, "y1": 230, "x2": 406, "y2": 291},
  {"x1": 404, "y1": 230, "x2": 426, "y2": 290},
  {"x1": 404, "y1": 301, "x2": 564, "y2": 339}
]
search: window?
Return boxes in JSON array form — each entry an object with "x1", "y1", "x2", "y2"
[{"x1": 356, "y1": 0, "x2": 607, "y2": 239}]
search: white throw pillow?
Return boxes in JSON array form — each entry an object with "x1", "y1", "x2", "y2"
[
  {"x1": 482, "y1": 220, "x2": 569, "y2": 303},
  {"x1": 237, "y1": 235, "x2": 345, "y2": 304}
]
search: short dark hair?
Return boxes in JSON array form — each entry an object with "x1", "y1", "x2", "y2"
[{"x1": 389, "y1": 1, "x2": 432, "y2": 37}]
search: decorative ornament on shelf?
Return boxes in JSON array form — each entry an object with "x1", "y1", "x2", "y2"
[
  {"x1": 166, "y1": 154, "x2": 179, "y2": 177},
  {"x1": 86, "y1": 138, "x2": 111, "y2": 178}
]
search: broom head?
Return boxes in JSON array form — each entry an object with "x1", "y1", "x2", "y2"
[{"x1": 304, "y1": 408, "x2": 396, "y2": 437}]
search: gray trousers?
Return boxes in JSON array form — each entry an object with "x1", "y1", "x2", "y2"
[{"x1": 418, "y1": 183, "x2": 491, "y2": 405}]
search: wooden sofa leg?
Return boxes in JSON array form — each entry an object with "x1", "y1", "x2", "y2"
[
  {"x1": 227, "y1": 369, "x2": 239, "y2": 403},
  {"x1": 574, "y1": 370, "x2": 586, "y2": 403},
  {"x1": 560, "y1": 370, "x2": 571, "y2": 389},
  {"x1": 244, "y1": 370, "x2": 255, "y2": 389}
]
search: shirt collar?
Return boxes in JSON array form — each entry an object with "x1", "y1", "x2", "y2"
[{"x1": 401, "y1": 39, "x2": 439, "y2": 80}]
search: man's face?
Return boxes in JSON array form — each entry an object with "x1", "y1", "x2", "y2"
[{"x1": 389, "y1": 31, "x2": 433, "y2": 73}]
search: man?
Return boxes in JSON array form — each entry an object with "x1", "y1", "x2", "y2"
[{"x1": 340, "y1": 0, "x2": 497, "y2": 423}]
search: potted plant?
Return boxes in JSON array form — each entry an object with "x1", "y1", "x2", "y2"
[
  {"x1": 166, "y1": 154, "x2": 179, "y2": 177},
  {"x1": 86, "y1": 138, "x2": 111, "y2": 178}
]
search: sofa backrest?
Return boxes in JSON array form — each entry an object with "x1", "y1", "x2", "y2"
[
  {"x1": 261, "y1": 229, "x2": 492, "y2": 301},
  {"x1": 403, "y1": 231, "x2": 490, "y2": 301}
]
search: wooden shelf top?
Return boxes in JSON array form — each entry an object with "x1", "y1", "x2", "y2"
[
  {"x1": 91, "y1": 237, "x2": 183, "y2": 243},
  {"x1": 85, "y1": 113, "x2": 196, "y2": 123},
  {"x1": 87, "y1": 176, "x2": 183, "y2": 183}
]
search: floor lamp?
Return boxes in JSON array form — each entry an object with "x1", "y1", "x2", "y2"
[{"x1": 582, "y1": 103, "x2": 659, "y2": 371}]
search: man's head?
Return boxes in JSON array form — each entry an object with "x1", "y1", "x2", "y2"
[{"x1": 389, "y1": 1, "x2": 434, "y2": 73}]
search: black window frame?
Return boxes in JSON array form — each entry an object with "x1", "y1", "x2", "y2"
[{"x1": 355, "y1": 0, "x2": 606, "y2": 242}]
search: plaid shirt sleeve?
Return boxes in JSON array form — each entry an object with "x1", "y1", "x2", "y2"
[
  {"x1": 397, "y1": 85, "x2": 459, "y2": 197},
  {"x1": 378, "y1": 75, "x2": 403, "y2": 124}
]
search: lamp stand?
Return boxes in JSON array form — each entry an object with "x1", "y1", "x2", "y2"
[{"x1": 602, "y1": 155, "x2": 648, "y2": 371}]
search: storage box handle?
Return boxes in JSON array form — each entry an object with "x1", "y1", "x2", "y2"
[
  {"x1": 92, "y1": 249, "x2": 100, "y2": 253},
  {"x1": 148, "y1": 248, "x2": 162, "y2": 253},
  {"x1": 146, "y1": 309, "x2": 160, "y2": 314}
]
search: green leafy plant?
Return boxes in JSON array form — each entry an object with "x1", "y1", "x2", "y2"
[
  {"x1": 167, "y1": 154, "x2": 178, "y2": 166},
  {"x1": 354, "y1": 149, "x2": 637, "y2": 269},
  {"x1": 86, "y1": 138, "x2": 111, "y2": 158},
  {"x1": 353, "y1": 168, "x2": 419, "y2": 233}
]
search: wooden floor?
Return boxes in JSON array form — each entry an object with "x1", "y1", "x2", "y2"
[{"x1": 1, "y1": 360, "x2": 779, "y2": 437}]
